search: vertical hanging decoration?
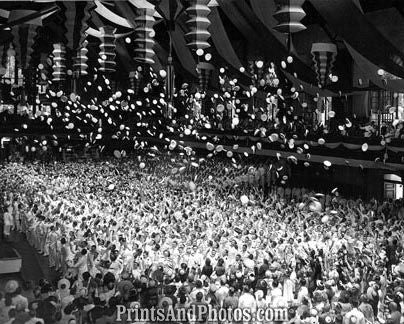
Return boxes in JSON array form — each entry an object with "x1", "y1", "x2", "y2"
[
  {"x1": 0, "y1": 45, "x2": 5, "y2": 77},
  {"x1": 4, "y1": 44, "x2": 16, "y2": 85},
  {"x1": 25, "y1": 25, "x2": 36, "y2": 69},
  {"x1": 134, "y1": 8, "x2": 156, "y2": 64},
  {"x1": 129, "y1": 69, "x2": 143, "y2": 95},
  {"x1": 196, "y1": 62, "x2": 213, "y2": 93},
  {"x1": 11, "y1": 26, "x2": 21, "y2": 70},
  {"x1": 166, "y1": 58, "x2": 175, "y2": 108},
  {"x1": 74, "y1": 40, "x2": 88, "y2": 76},
  {"x1": 311, "y1": 43, "x2": 337, "y2": 87},
  {"x1": 52, "y1": 43, "x2": 66, "y2": 82},
  {"x1": 98, "y1": 26, "x2": 117, "y2": 74},
  {"x1": 273, "y1": 0, "x2": 306, "y2": 53}
]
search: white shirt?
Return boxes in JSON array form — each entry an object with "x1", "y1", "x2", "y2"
[
  {"x1": 343, "y1": 308, "x2": 366, "y2": 324},
  {"x1": 238, "y1": 293, "x2": 257, "y2": 313}
]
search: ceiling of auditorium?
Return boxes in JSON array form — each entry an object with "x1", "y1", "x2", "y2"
[{"x1": 0, "y1": 0, "x2": 403, "y2": 93}]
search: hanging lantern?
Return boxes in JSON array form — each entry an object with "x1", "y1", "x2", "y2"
[
  {"x1": 166, "y1": 57, "x2": 175, "y2": 103},
  {"x1": 52, "y1": 43, "x2": 66, "y2": 82},
  {"x1": 74, "y1": 40, "x2": 88, "y2": 76},
  {"x1": 134, "y1": 8, "x2": 156, "y2": 64},
  {"x1": 185, "y1": 0, "x2": 211, "y2": 51},
  {"x1": 273, "y1": 0, "x2": 306, "y2": 34},
  {"x1": 196, "y1": 62, "x2": 213, "y2": 92},
  {"x1": 311, "y1": 43, "x2": 337, "y2": 87},
  {"x1": 98, "y1": 26, "x2": 116, "y2": 74}
]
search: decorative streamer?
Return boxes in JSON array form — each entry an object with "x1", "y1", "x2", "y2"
[
  {"x1": 19, "y1": 25, "x2": 28, "y2": 70},
  {"x1": 52, "y1": 43, "x2": 66, "y2": 82},
  {"x1": 282, "y1": 70, "x2": 338, "y2": 97},
  {"x1": 196, "y1": 62, "x2": 213, "y2": 92},
  {"x1": 25, "y1": 24, "x2": 36, "y2": 68},
  {"x1": 98, "y1": 26, "x2": 117, "y2": 74},
  {"x1": 8, "y1": 10, "x2": 36, "y2": 26},
  {"x1": 166, "y1": 58, "x2": 175, "y2": 104},
  {"x1": 128, "y1": 0, "x2": 162, "y2": 18},
  {"x1": 209, "y1": 7, "x2": 245, "y2": 73},
  {"x1": 311, "y1": 43, "x2": 337, "y2": 87},
  {"x1": 74, "y1": 40, "x2": 88, "y2": 76},
  {"x1": 64, "y1": 1, "x2": 76, "y2": 49},
  {"x1": 250, "y1": 0, "x2": 286, "y2": 45},
  {"x1": 11, "y1": 26, "x2": 20, "y2": 67},
  {"x1": 310, "y1": 0, "x2": 404, "y2": 78},
  {"x1": 94, "y1": 0, "x2": 132, "y2": 28},
  {"x1": 133, "y1": 8, "x2": 156, "y2": 64},
  {"x1": 79, "y1": 1, "x2": 95, "y2": 46},
  {"x1": 129, "y1": 70, "x2": 142, "y2": 95},
  {"x1": 86, "y1": 28, "x2": 132, "y2": 39},
  {"x1": 345, "y1": 41, "x2": 404, "y2": 92},
  {"x1": 0, "y1": 45, "x2": 5, "y2": 76},
  {"x1": 171, "y1": 27, "x2": 197, "y2": 76},
  {"x1": 185, "y1": 0, "x2": 211, "y2": 50}
]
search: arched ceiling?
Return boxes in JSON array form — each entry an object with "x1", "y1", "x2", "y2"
[{"x1": 0, "y1": 0, "x2": 403, "y2": 93}]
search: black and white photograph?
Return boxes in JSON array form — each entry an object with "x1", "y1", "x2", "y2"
[{"x1": 0, "y1": 0, "x2": 404, "y2": 324}]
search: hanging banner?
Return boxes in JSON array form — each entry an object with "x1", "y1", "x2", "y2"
[
  {"x1": 310, "y1": 0, "x2": 404, "y2": 79},
  {"x1": 171, "y1": 27, "x2": 197, "y2": 76},
  {"x1": 282, "y1": 70, "x2": 338, "y2": 97},
  {"x1": 345, "y1": 41, "x2": 404, "y2": 93},
  {"x1": 209, "y1": 7, "x2": 245, "y2": 73},
  {"x1": 64, "y1": 1, "x2": 76, "y2": 49}
]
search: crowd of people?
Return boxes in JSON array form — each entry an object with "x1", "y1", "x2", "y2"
[{"x1": 0, "y1": 153, "x2": 404, "y2": 324}]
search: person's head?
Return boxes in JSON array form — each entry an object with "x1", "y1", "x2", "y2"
[
  {"x1": 351, "y1": 299, "x2": 359, "y2": 308},
  {"x1": 180, "y1": 295, "x2": 187, "y2": 304},
  {"x1": 360, "y1": 294, "x2": 369, "y2": 304},
  {"x1": 196, "y1": 292, "x2": 203, "y2": 302},
  {"x1": 8, "y1": 308, "x2": 16, "y2": 319},
  {"x1": 82, "y1": 272, "x2": 91, "y2": 281},
  {"x1": 195, "y1": 280, "x2": 203, "y2": 289},
  {"x1": 389, "y1": 302, "x2": 398, "y2": 312}
]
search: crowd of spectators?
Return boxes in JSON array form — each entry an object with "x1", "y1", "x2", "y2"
[{"x1": 0, "y1": 153, "x2": 403, "y2": 324}]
